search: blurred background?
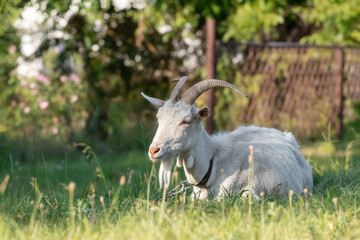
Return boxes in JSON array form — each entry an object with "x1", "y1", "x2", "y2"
[{"x1": 1, "y1": 0, "x2": 360, "y2": 162}]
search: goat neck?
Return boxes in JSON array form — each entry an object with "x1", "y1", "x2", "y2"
[{"x1": 181, "y1": 124, "x2": 217, "y2": 187}]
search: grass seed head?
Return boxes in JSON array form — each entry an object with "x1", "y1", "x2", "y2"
[
  {"x1": 249, "y1": 145, "x2": 254, "y2": 155},
  {"x1": 120, "y1": 175, "x2": 126, "y2": 186},
  {"x1": 69, "y1": 182, "x2": 76, "y2": 192},
  {"x1": 332, "y1": 197, "x2": 338, "y2": 208},
  {"x1": 289, "y1": 190, "x2": 294, "y2": 197},
  {"x1": 0, "y1": 175, "x2": 10, "y2": 194}
]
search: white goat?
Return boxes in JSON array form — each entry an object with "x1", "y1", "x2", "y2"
[{"x1": 142, "y1": 76, "x2": 313, "y2": 200}]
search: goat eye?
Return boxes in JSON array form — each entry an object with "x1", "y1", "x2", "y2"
[{"x1": 179, "y1": 120, "x2": 190, "y2": 125}]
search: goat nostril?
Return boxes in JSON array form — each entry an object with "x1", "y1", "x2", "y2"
[{"x1": 150, "y1": 147, "x2": 160, "y2": 156}]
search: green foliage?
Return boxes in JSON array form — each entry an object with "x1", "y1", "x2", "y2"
[
  {"x1": 1, "y1": 0, "x2": 360, "y2": 153},
  {"x1": 221, "y1": 0, "x2": 360, "y2": 45},
  {"x1": 223, "y1": 0, "x2": 285, "y2": 41},
  {"x1": 0, "y1": 0, "x2": 24, "y2": 34},
  {"x1": 300, "y1": 0, "x2": 360, "y2": 45},
  {"x1": 0, "y1": 52, "x2": 87, "y2": 152}
]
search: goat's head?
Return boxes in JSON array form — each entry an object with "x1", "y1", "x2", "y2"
[{"x1": 142, "y1": 76, "x2": 247, "y2": 162}]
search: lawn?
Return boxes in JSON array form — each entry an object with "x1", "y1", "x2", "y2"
[{"x1": 0, "y1": 132, "x2": 360, "y2": 239}]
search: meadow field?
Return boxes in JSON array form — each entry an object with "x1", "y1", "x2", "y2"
[
  {"x1": 2, "y1": 1, "x2": 360, "y2": 239},
  {"x1": 0, "y1": 128, "x2": 359, "y2": 240}
]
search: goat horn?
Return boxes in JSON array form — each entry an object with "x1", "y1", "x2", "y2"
[
  {"x1": 181, "y1": 79, "x2": 247, "y2": 105},
  {"x1": 141, "y1": 92, "x2": 165, "y2": 108},
  {"x1": 169, "y1": 76, "x2": 189, "y2": 102}
]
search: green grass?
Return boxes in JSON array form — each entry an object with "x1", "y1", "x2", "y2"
[{"x1": 0, "y1": 135, "x2": 360, "y2": 240}]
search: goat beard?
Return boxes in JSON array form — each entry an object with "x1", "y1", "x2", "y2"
[{"x1": 159, "y1": 156, "x2": 175, "y2": 189}]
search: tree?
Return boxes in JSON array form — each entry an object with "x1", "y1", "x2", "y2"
[
  {"x1": 300, "y1": 0, "x2": 360, "y2": 45},
  {"x1": 222, "y1": 0, "x2": 360, "y2": 45},
  {"x1": 2, "y1": 0, "x2": 360, "y2": 148}
]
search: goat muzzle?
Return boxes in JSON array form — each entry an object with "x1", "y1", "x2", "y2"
[{"x1": 149, "y1": 146, "x2": 160, "y2": 158}]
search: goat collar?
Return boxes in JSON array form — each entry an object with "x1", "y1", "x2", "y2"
[{"x1": 194, "y1": 156, "x2": 214, "y2": 188}]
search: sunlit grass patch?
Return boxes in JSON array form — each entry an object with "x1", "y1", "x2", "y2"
[{"x1": 0, "y1": 138, "x2": 359, "y2": 239}]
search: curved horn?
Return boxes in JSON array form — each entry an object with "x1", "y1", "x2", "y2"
[
  {"x1": 141, "y1": 92, "x2": 165, "y2": 108},
  {"x1": 169, "y1": 76, "x2": 189, "y2": 102},
  {"x1": 181, "y1": 79, "x2": 247, "y2": 105}
]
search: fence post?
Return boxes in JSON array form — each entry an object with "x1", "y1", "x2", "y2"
[
  {"x1": 205, "y1": 18, "x2": 216, "y2": 134},
  {"x1": 334, "y1": 48, "x2": 344, "y2": 137}
]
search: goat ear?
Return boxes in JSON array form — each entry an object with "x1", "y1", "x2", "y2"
[
  {"x1": 141, "y1": 92, "x2": 165, "y2": 109},
  {"x1": 196, "y1": 106, "x2": 210, "y2": 120}
]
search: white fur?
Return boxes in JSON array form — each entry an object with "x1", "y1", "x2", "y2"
[
  {"x1": 158, "y1": 157, "x2": 174, "y2": 189},
  {"x1": 147, "y1": 100, "x2": 313, "y2": 200}
]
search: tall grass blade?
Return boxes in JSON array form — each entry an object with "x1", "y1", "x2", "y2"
[{"x1": 0, "y1": 175, "x2": 10, "y2": 194}]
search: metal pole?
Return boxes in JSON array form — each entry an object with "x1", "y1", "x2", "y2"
[{"x1": 205, "y1": 18, "x2": 216, "y2": 134}]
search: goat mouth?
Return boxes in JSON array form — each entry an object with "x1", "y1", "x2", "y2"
[{"x1": 150, "y1": 150, "x2": 169, "y2": 162}]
